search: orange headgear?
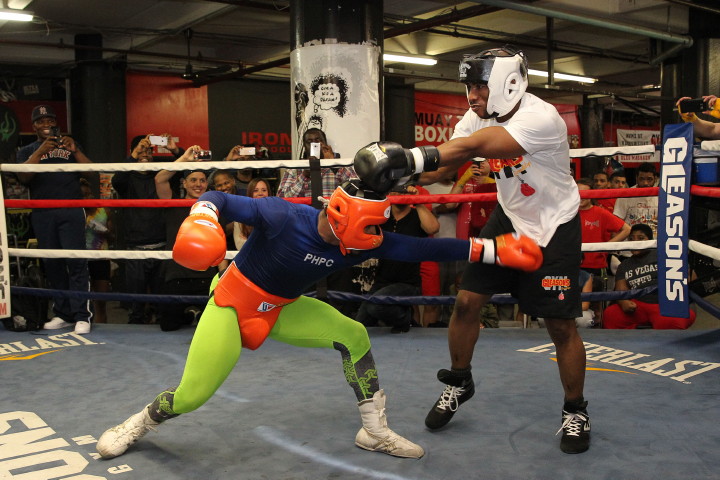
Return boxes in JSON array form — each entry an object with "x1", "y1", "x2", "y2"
[{"x1": 326, "y1": 180, "x2": 391, "y2": 255}]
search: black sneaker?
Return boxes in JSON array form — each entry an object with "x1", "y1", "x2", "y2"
[
  {"x1": 557, "y1": 401, "x2": 591, "y2": 454},
  {"x1": 425, "y1": 368, "x2": 475, "y2": 429}
]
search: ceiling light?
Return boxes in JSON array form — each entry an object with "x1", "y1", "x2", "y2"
[
  {"x1": 0, "y1": 8, "x2": 33, "y2": 22},
  {"x1": 383, "y1": 54, "x2": 437, "y2": 66},
  {"x1": 528, "y1": 68, "x2": 597, "y2": 84}
]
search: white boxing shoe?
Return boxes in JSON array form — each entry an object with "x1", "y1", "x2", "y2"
[
  {"x1": 355, "y1": 390, "x2": 424, "y2": 459},
  {"x1": 97, "y1": 405, "x2": 158, "y2": 459}
]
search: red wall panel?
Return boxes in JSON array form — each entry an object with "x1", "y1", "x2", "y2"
[{"x1": 125, "y1": 72, "x2": 210, "y2": 154}]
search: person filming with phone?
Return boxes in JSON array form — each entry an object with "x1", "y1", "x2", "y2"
[
  {"x1": 276, "y1": 127, "x2": 358, "y2": 198},
  {"x1": 15, "y1": 105, "x2": 94, "y2": 334},
  {"x1": 676, "y1": 95, "x2": 720, "y2": 139},
  {"x1": 113, "y1": 133, "x2": 185, "y2": 325}
]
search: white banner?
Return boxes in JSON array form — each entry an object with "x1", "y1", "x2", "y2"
[
  {"x1": 290, "y1": 43, "x2": 381, "y2": 160},
  {"x1": 616, "y1": 129, "x2": 661, "y2": 163},
  {"x1": 0, "y1": 177, "x2": 11, "y2": 319}
]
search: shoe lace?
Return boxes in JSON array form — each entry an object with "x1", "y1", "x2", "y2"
[
  {"x1": 556, "y1": 411, "x2": 587, "y2": 437},
  {"x1": 436, "y1": 385, "x2": 465, "y2": 412}
]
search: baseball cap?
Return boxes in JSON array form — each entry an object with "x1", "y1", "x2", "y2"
[{"x1": 31, "y1": 105, "x2": 56, "y2": 123}]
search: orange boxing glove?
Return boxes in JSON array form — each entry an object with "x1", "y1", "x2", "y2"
[
  {"x1": 172, "y1": 201, "x2": 226, "y2": 271},
  {"x1": 469, "y1": 232, "x2": 543, "y2": 272}
]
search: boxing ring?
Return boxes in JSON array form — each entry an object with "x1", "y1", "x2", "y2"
[{"x1": 0, "y1": 130, "x2": 719, "y2": 479}]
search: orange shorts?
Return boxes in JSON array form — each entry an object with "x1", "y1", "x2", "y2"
[{"x1": 213, "y1": 263, "x2": 297, "y2": 350}]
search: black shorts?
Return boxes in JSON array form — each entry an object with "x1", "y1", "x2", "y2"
[{"x1": 459, "y1": 206, "x2": 582, "y2": 319}]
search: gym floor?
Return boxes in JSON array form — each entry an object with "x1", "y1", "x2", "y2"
[{"x1": 1, "y1": 322, "x2": 718, "y2": 480}]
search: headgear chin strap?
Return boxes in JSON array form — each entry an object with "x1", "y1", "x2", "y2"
[
  {"x1": 326, "y1": 180, "x2": 391, "y2": 255},
  {"x1": 459, "y1": 46, "x2": 529, "y2": 117}
]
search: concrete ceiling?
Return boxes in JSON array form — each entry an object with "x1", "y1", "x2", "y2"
[{"x1": 0, "y1": 0, "x2": 712, "y2": 117}]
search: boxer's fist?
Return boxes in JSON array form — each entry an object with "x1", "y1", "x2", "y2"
[
  {"x1": 173, "y1": 201, "x2": 226, "y2": 271},
  {"x1": 353, "y1": 141, "x2": 440, "y2": 194},
  {"x1": 469, "y1": 233, "x2": 543, "y2": 272}
]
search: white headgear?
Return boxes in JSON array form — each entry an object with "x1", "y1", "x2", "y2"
[{"x1": 459, "y1": 46, "x2": 528, "y2": 117}]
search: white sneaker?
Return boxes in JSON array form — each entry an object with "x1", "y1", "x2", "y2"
[
  {"x1": 356, "y1": 390, "x2": 424, "y2": 458},
  {"x1": 74, "y1": 321, "x2": 91, "y2": 334},
  {"x1": 97, "y1": 405, "x2": 158, "y2": 459},
  {"x1": 44, "y1": 317, "x2": 73, "y2": 329}
]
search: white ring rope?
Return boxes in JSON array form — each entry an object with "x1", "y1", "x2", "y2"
[
  {"x1": 7, "y1": 248, "x2": 238, "y2": 260},
  {"x1": 699, "y1": 140, "x2": 720, "y2": 152},
  {"x1": 0, "y1": 158, "x2": 354, "y2": 173},
  {"x1": 0, "y1": 144, "x2": 662, "y2": 174},
  {"x1": 689, "y1": 240, "x2": 720, "y2": 262},
  {"x1": 8, "y1": 241, "x2": 658, "y2": 260},
  {"x1": 568, "y1": 145, "x2": 657, "y2": 157}
]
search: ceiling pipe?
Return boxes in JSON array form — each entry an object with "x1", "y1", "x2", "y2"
[{"x1": 468, "y1": 0, "x2": 693, "y2": 47}]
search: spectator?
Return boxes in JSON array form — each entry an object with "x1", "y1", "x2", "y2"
[
  {"x1": 355, "y1": 184, "x2": 439, "y2": 333},
  {"x1": 16, "y1": 105, "x2": 94, "y2": 334},
  {"x1": 276, "y1": 128, "x2": 358, "y2": 198},
  {"x1": 577, "y1": 177, "x2": 630, "y2": 316},
  {"x1": 155, "y1": 146, "x2": 227, "y2": 331},
  {"x1": 80, "y1": 179, "x2": 113, "y2": 324},
  {"x1": 603, "y1": 224, "x2": 696, "y2": 329},
  {"x1": 676, "y1": 95, "x2": 720, "y2": 139},
  {"x1": 592, "y1": 171, "x2": 609, "y2": 190},
  {"x1": 233, "y1": 177, "x2": 272, "y2": 250},
  {"x1": 592, "y1": 171, "x2": 615, "y2": 213},
  {"x1": 597, "y1": 171, "x2": 627, "y2": 213},
  {"x1": 112, "y1": 134, "x2": 184, "y2": 324},
  {"x1": 448, "y1": 160, "x2": 497, "y2": 240},
  {"x1": 613, "y1": 162, "x2": 658, "y2": 238}
]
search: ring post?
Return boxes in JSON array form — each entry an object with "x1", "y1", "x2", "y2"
[{"x1": 658, "y1": 123, "x2": 693, "y2": 318}]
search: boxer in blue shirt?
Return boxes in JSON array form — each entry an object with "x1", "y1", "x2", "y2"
[{"x1": 97, "y1": 180, "x2": 541, "y2": 461}]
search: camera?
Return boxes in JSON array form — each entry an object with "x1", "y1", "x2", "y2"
[
  {"x1": 679, "y1": 98, "x2": 710, "y2": 114},
  {"x1": 148, "y1": 135, "x2": 168, "y2": 146},
  {"x1": 195, "y1": 150, "x2": 212, "y2": 161},
  {"x1": 309, "y1": 142, "x2": 321, "y2": 158}
]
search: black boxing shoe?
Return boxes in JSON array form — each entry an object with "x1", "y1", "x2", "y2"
[
  {"x1": 425, "y1": 368, "x2": 475, "y2": 430},
  {"x1": 557, "y1": 400, "x2": 591, "y2": 454}
]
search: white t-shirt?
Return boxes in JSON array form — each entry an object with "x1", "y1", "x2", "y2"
[
  {"x1": 451, "y1": 93, "x2": 579, "y2": 246},
  {"x1": 612, "y1": 191, "x2": 658, "y2": 237}
]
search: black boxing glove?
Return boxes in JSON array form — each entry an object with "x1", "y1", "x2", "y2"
[{"x1": 353, "y1": 142, "x2": 440, "y2": 194}]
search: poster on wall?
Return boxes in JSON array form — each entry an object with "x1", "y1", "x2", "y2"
[
  {"x1": 414, "y1": 91, "x2": 468, "y2": 146},
  {"x1": 290, "y1": 43, "x2": 381, "y2": 160},
  {"x1": 616, "y1": 128, "x2": 661, "y2": 164}
]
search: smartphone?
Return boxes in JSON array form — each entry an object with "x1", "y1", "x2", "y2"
[
  {"x1": 310, "y1": 142, "x2": 321, "y2": 158},
  {"x1": 679, "y1": 98, "x2": 710, "y2": 113},
  {"x1": 195, "y1": 150, "x2": 212, "y2": 161},
  {"x1": 148, "y1": 135, "x2": 168, "y2": 146},
  {"x1": 238, "y1": 147, "x2": 256, "y2": 156},
  {"x1": 50, "y1": 126, "x2": 61, "y2": 138}
]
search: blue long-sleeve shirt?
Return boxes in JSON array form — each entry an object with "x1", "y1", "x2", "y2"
[{"x1": 200, "y1": 191, "x2": 472, "y2": 298}]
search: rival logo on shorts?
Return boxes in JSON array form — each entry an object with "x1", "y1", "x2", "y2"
[
  {"x1": 541, "y1": 275, "x2": 571, "y2": 291},
  {"x1": 257, "y1": 301, "x2": 277, "y2": 313}
]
